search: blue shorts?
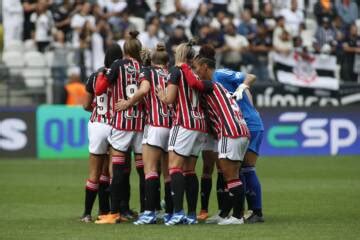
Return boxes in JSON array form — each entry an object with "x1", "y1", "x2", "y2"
[{"x1": 247, "y1": 130, "x2": 264, "y2": 156}]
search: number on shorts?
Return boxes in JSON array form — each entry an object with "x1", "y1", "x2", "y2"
[
  {"x1": 126, "y1": 84, "x2": 138, "y2": 98},
  {"x1": 96, "y1": 94, "x2": 108, "y2": 115}
]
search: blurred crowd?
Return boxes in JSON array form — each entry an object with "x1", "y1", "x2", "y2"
[{"x1": 1, "y1": 0, "x2": 360, "y2": 84}]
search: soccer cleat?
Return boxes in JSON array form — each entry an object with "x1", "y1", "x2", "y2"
[
  {"x1": 184, "y1": 214, "x2": 198, "y2": 225},
  {"x1": 133, "y1": 211, "x2": 157, "y2": 225},
  {"x1": 156, "y1": 210, "x2": 165, "y2": 220},
  {"x1": 218, "y1": 216, "x2": 244, "y2": 225},
  {"x1": 243, "y1": 210, "x2": 253, "y2": 219},
  {"x1": 121, "y1": 209, "x2": 138, "y2": 221},
  {"x1": 94, "y1": 213, "x2": 120, "y2": 224},
  {"x1": 80, "y1": 214, "x2": 92, "y2": 223},
  {"x1": 96, "y1": 214, "x2": 109, "y2": 220},
  {"x1": 197, "y1": 210, "x2": 209, "y2": 221},
  {"x1": 165, "y1": 211, "x2": 186, "y2": 226},
  {"x1": 245, "y1": 213, "x2": 264, "y2": 224},
  {"x1": 205, "y1": 212, "x2": 225, "y2": 224},
  {"x1": 163, "y1": 213, "x2": 172, "y2": 224}
]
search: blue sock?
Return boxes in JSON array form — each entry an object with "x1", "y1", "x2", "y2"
[{"x1": 241, "y1": 166, "x2": 262, "y2": 216}]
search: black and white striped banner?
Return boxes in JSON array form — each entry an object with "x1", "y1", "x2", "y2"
[{"x1": 272, "y1": 52, "x2": 339, "y2": 90}]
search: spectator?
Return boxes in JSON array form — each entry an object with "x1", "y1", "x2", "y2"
[
  {"x1": 70, "y1": 2, "x2": 95, "y2": 48},
  {"x1": 172, "y1": 0, "x2": 189, "y2": 28},
  {"x1": 61, "y1": 67, "x2": 87, "y2": 105},
  {"x1": 51, "y1": 30, "x2": 68, "y2": 85},
  {"x1": 92, "y1": 19, "x2": 113, "y2": 70},
  {"x1": 2, "y1": 0, "x2": 23, "y2": 48},
  {"x1": 279, "y1": 0, "x2": 304, "y2": 36},
  {"x1": 22, "y1": 0, "x2": 37, "y2": 40},
  {"x1": 206, "y1": 0, "x2": 228, "y2": 15},
  {"x1": 126, "y1": 0, "x2": 150, "y2": 19},
  {"x1": 255, "y1": 2, "x2": 276, "y2": 32},
  {"x1": 273, "y1": 16, "x2": 293, "y2": 56},
  {"x1": 313, "y1": 0, "x2": 337, "y2": 25},
  {"x1": 190, "y1": 3, "x2": 212, "y2": 37},
  {"x1": 109, "y1": 9, "x2": 136, "y2": 34},
  {"x1": 198, "y1": 25, "x2": 225, "y2": 50},
  {"x1": 336, "y1": 0, "x2": 358, "y2": 26},
  {"x1": 314, "y1": 17, "x2": 337, "y2": 54},
  {"x1": 221, "y1": 22, "x2": 249, "y2": 70},
  {"x1": 341, "y1": 24, "x2": 360, "y2": 82},
  {"x1": 250, "y1": 23, "x2": 273, "y2": 81},
  {"x1": 237, "y1": 9, "x2": 257, "y2": 43},
  {"x1": 210, "y1": 10, "x2": 227, "y2": 30},
  {"x1": 166, "y1": 25, "x2": 189, "y2": 65},
  {"x1": 139, "y1": 24, "x2": 160, "y2": 49},
  {"x1": 161, "y1": 13, "x2": 176, "y2": 36},
  {"x1": 52, "y1": 0, "x2": 74, "y2": 42},
  {"x1": 145, "y1": 0, "x2": 163, "y2": 26},
  {"x1": 30, "y1": 0, "x2": 54, "y2": 52}
]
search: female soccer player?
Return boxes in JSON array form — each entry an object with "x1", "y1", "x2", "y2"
[
  {"x1": 156, "y1": 41, "x2": 207, "y2": 225},
  {"x1": 186, "y1": 44, "x2": 264, "y2": 224},
  {"x1": 199, "y1": 45, "x2": 264, "y2": 223},
  {"x1": 115, "y1": 43, "x2": 173, "y2": 225},
  {"x1": 80, "y1": 43, "x2": 123, "y2": 223},
  {"x1": 180, "y1": 57, "x2": 250, "y2": 225},
  {"x1": 94, "y1": 31, "x2": 145, "y2": 224}
]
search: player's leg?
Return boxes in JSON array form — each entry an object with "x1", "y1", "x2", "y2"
[
  {"x1": 82, "y1": 122, "x2": 109, "y2": 222},
  {"x1": 134, "y1": 144, "x2": 162, "y2": 225},
  {"x1": 81, "y1": 153, "x2": 104, "y2": 222},
  {"x1": 95, "y1": 129, "x2": 132, "y2": 224},
  {"x1": 98, "y1": 155, "x2": 110, "y2": 217},
  {"x1": 133, "y1": 132, "x2": 145, "y2": 216},
  {"x1": 183, "y1": 156, "x2": 199, "y2": 223},
  {"x1": 198, "y1": 150, "x2": 216, "y2": 220},
  {"x1": 217, "y1": 137, "x2": 249, "y2": 225},
  {"x1": 241, "y1": 130, "x2": 264, "y2": 223},
  {"x1": 162, "y1": 153, "x2": 173, "y2": 221},
  {"x1": 119, "y1": 151, "x2": 132, "y2": 219}
]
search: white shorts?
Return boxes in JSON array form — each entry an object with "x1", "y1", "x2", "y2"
[
  {"x1": 88, "y1": 121, "x2": 112, "y2": 155},
  {"x1": 218, "y1": 136, "x2": 249, "y2": 161},
  {"x1": 142, "y1": 125, "x2": 170, "y2": 152},
  {"x1": 108, "y1": 128, "x2": 143, "y2": 154},
  {"x1": 203, "y1": 134, "x2": 218, "y2": 153},
  {"x1": 168, "y1": 125, "x2": 205, "y2": 157}
]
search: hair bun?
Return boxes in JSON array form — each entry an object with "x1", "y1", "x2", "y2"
[
  {"x1": 156, "y1": 43, "x2": 166, "y2": 52},
  {"x1": 199, "y1": 44, "x2": 215, "y2": 60},
  {"x1": 129, "y1": 30, "x2": 139, "y2": 39}
]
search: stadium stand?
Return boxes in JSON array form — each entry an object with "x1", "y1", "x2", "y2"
[{"x1": 0, "y1": 0, "x2": 359, "y2": 106}]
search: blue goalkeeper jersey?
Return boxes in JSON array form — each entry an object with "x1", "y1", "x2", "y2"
[{"x1": 212, "y1": 69, "x2": 264, "y2": 131}]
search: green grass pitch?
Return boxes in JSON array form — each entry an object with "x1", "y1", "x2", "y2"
[{"x1": 0, "y1": 156, "x2": 359, "y2": 240}]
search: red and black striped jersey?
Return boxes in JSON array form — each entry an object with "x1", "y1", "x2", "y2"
[
  {"x1": 168, "y1": 67, "x2": 207, "y2": 132},
  {"x1": 140, "y1": 66, "x2": 172, "y2": 128},
  {"x1": 106, "y1": 58, "x2": 145, "y2": 131},
  {"x1": 86, "y1": 69, "x2": 113, "y2": 125},
  {"x1": 202, "y1": 82, "x2": 250, "y2": 139}
]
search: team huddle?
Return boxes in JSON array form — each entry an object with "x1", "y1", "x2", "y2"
[{"x1": 81, "y1": 31, "x2": 264, "y2": 225}]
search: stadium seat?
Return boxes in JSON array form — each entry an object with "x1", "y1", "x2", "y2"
[
  {"x1": 23, "y1": 51, "x2": 49, "y2": 88},
  {"x1": 5, "y1": 40, "x2": 23, "y2": 52},
  {"x1": 129, "y1": 16, "x2": 145, "y2": 31},
  {"x1": 305, "y1": 18, "x2": 317, "y2": 35},
  {"x1": 2, "y1": 51, "x2": 25, "y2": 75}
]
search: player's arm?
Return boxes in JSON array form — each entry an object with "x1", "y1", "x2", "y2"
[
  {"x1": 232, "y1": 73, "x2": 256, "y2": 100},
  {"x1": 95, "y1": 61, "x2": 120, "y2": 96},
  {"x1": 156, "y1": 68, "x2": 180, "y2": 104},
  {"x1": 83, "y1": 73, "x2": 96, "y2": 111},
  {"x1": 115, "y1": 81, "x2": 150, "y2": 111},
  {"x1": 181, "y1": 63, "x2": 213, "y2": 93}
]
